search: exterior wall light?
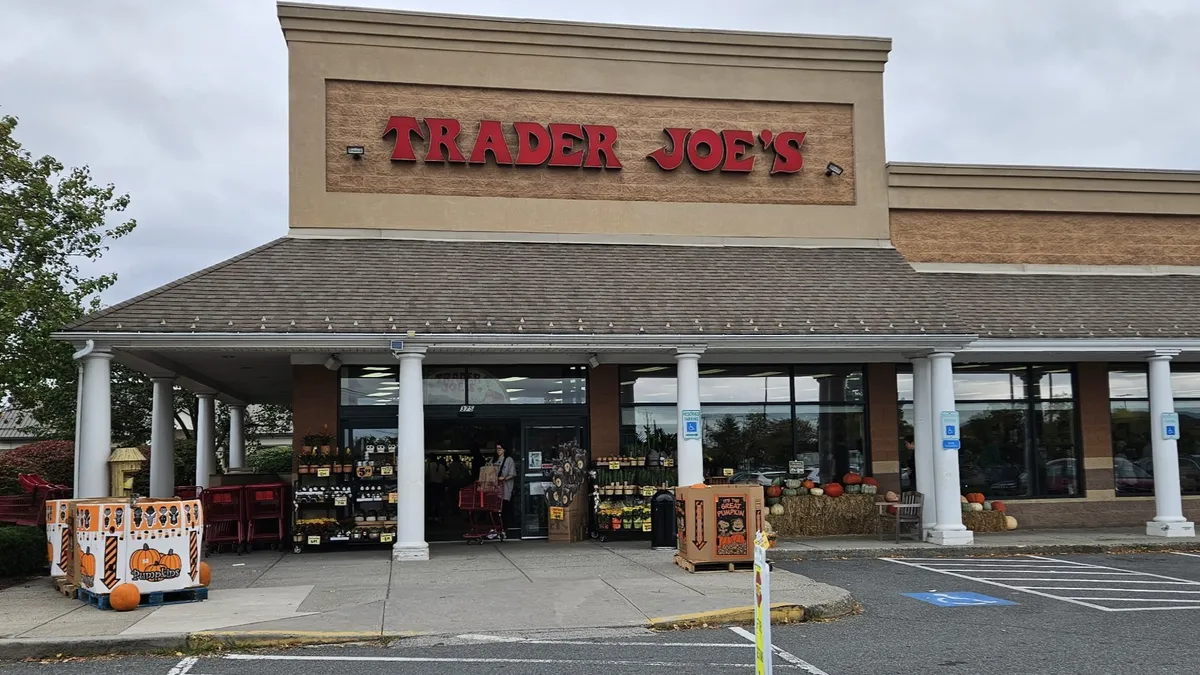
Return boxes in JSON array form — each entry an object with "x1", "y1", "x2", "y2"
[
  {"x1": 825, "y1": 162, "x2": 844, "y2": 177},
  {"x1": 346, "y1": 146, "x2": 365, "y2": 159},
  {"x1": 324, "y1": 354, "x2": 343, "y2": 371}
]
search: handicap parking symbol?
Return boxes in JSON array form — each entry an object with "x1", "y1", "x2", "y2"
[
  {"x1": 685, "y1": 421, "x2": 698, "y2": 433},
  {"x1": 904, "y1": 592, "x2": 1016, "y2": 607}
]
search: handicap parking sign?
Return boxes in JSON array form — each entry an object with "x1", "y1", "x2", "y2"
[
  {"x1": 682, "y1": 409, "x2": 701, "y2": 441},
  {"x1": 904, "y1": 592, "x2": 1016, "y2": 607},
  {"x1": 686, "y1": 421, "x2": 698, "y2": 433}
]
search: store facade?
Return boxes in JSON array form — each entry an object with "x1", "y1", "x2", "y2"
[{"x1": 57, "y1": 3, "x2": 1200, "y2": 558}]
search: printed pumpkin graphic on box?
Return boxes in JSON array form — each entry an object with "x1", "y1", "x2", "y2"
[
  {"x1": 79, "y1": 547, "x2": 96, "y2": 587},
  {"x1": 714, "y1": 495, "x2": 749, "y2": 557},
  {"x1": 129, "y1": 543, "x2": 183, "y2": 582}
]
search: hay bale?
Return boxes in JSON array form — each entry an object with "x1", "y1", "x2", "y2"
[
  {"x1": 770, "y1": 494, "x2": 876, "y2": 537},
  {"x1": 963, "y1": 510, "x2": 1007, "y2": 533}
]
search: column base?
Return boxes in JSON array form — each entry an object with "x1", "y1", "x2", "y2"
[
  {"x1": 392, "y1": 541, "x2": 430, "y2": 561},
  {"x1": 928, "y1": 529, "x2": 975, "y2": 546},
  {"x1": 1145, "y1": 520, "x2": 1195, "y2": 538}
]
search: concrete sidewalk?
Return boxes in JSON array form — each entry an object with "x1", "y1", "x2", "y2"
[
  {"x1": 773, "y1": 526, "x2": 1200, "y2": 560},
  {"x1": 0, "y1": 540, "x2": 852, "y2": 659}
]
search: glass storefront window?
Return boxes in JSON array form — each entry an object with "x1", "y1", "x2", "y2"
[
  {"x1": 794, "y1": 366, "x2": 864, "y2": 403},
  {"x1": 424, "y1": 366, "x2": 587, "y2": 405},
  {"x1": 1109, "y1": 367, "x2": 1200, "y2": 496},
  {"x1": 795, "y1": 404, "x2": 866, "y2": 484},
  {"x1": 340, "y1": 366, "x2": 399, "y2": 406}
]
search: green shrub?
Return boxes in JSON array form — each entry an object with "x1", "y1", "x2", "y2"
[
  {"x1": 247, "y1": 446, "x2": 293, "y2": 475},
  {"x1": 0, "y1": 526, "x2": 47, "y2": 578},
  {"x1": 0, "y1": 440, "x2": 74, "y2": 495}
]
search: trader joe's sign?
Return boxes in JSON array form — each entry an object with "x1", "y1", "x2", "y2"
[{"x1": 383, "y1": 116, "x2": 808, "y2": 174}]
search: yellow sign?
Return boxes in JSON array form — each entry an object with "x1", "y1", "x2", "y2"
[
  {"x1": 641, "y1": 521, "x2": 652, "y2": 532},
  {"x1": 641, "y1": 486, "x2": 656, "y2": 497},
  {"x1": 316, "y1": 467, "x2": 331, "y2": 477},
  {"x1": 380, "y1": 533, "x2": 394, "y2": 543},
  {"x1": 307, "y1": 536, "x2": 320, "y2": 545},
  {"x1": 723, "y1": 468, "x2": 735, "y2": 477},
  {"x1": 549, "y1": 506, "x2": 565, "y2": 520},
  {"x1": 664, "y1": 458, "x2": 674, "y2": 467},
  {"x1": 608, "y1": 461, "x2": 620, "y2": 470},
  {"x1": 381, "y1": 466, "x2": 394, "y2": 476},
  {"x1": 388, "y1": 492, "x2": 398, "y2": 504},
  {"x1": 334, "y1": 496, "x2": 347, "y2": 506}
]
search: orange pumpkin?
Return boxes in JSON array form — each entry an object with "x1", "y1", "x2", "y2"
[
  {"x1": 862, "y1": 477, "x2": 879, "y2": 487},
  {"x1": 823, "y1": 483, "x2": 844, "y2": 498},
  {"x1": 842, "y1": 473, "x2": 862, "y2": 486},
  {"x1": 80, "y1": 549, "x2": 96, "y2": 579},
  {"x1": 801, "y1": 480, "x2": 815, "y2": 490},
  {"x1": 158, "y1": 549, "x2": 183, "y2": 572},
  {"x1": 966, "y1": 493, "x2": 986, "y2": 504},
  {"x1": 991, "y1": 500, "x2": 1006, "y2": 513},
  {"x1": 198, "y1": 561, "x2": 212, "y2": 587},
  {"x1": 109, "y1": 583, "x2": 141, "y2": 611},
  {"x1": 130, "y1": 544, "x2": 161, "y2": 574},
  {"x1": 765, "y1": 485, "x2": 783, "y2": 498}
]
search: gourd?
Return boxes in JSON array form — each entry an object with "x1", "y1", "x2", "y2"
[
  {"x1": 770, "y1": 503, "x2": 785, "y2": 516},
  {"x1": 782, "y1": 488, "x2": 798, "y2": 497},
  {"x1": 130, "y1": 544, "x2": 161, "y2": 575},
  {"x1": 158, "y1": 549, "x2": 182, "y2": 573},
  {"x1": 765, "y1": 485, "x2": 783, "y2": 498},
  {"x1": 842, "y1": 473, "x2": 862, "y2": 486},
  {"x1": 1005, "y1": 515, "x2": 1018, "y2": 530},
  {"x1": 966, "y1": 493, "x2": 986, "y2": 504},
  {"x1": 199, "y1": 562, "x2": 211, "y2": 586},
  {"x1": 991, "y1": 501, "x2": 1007, "y2": 513},
  {"x1": 809, "y1": 487, "x2": 824, "y2": 496},
  {"x1": 823, "y1": 483, "x2": 844, "y2": 498},
  {"x1": 983, "y1": 501, "x2": 993, "y2": 511},
  {"x1": 109, "y1": 583, "x2": 141, "y2": 612},
  {"x1": 861, "y1": 484, "x2": 878, "y2": 495},
  {"x1": 961, "y1": 501, "x2": 973, "y2": 513},
  {"x1": 795, "y1": 487, "x2": 809, "y2": 495},
  {"x1": 784, "y1": 479, "x2": 802, "y2": 490},
  {"x1": 968, "y1": 502, "x2": 983, "y2": 512}
]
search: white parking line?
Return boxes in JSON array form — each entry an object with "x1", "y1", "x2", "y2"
[
  {"x1": 729, "y1": 626, "x2": 830, "y2": 675},
  {"x1": 223, "y1": 653, "x2": 798, "y2": 669},
  {"x1": 884, "y1": 555, "x2": 1200, "y2": 612},
  {"x1": 166, "y1": 656, "x2": 197, "y2": 675},
  {"x1": 1172, "y1": 551, "x2": 1200, "y2": 559}
]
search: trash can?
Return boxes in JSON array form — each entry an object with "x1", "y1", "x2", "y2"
[{"x1": 650, "y1": 489, "x2": 677, "y2": 550}]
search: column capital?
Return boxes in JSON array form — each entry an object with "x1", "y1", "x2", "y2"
[
  {"x1": 675, "y1": 346, "x2": 707, "y2": 358},
  {"x1": 226, "y1": 402, "x2": 246, "y2": 411},
  {"x1": 929, "y1": 351, "x2": 956, "y2": 362},
  {"x1": 78, "y1": 350, "x2": 114, "y2": 361},
  {"x1": 195, "y1": 391, "x2": 217, "y2": 401},
  {"x1": 396, "y1": 347, "x2": 427, "y2": 359},
  {"x1": 150, "y1": 375, "x2": 176, "y2": 384},
  {"x1": 1149, "y1": 349, "x2": 1181, "y2": 361}
]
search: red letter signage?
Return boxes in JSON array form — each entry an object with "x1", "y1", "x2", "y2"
[
  {"x1": 647, "y1": 127, "x2": 808, "y2": 174},
  {"x1": 646, "y1": 128, "x2": 690, "y2": 171},
  {"x1": 469, "y1": 120, "x2": 513, "y2": 165},
  {"x1": 514, "y1": 122, "x2": 553, "y2": 166},
  {"x1": 383, "y1": 116, "x2": 424, "y2": 161}
]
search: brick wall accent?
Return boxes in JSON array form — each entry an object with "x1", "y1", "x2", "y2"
[
  {"x1": 325, "y1": 81, "x2": 855, "y2": 206},
  {"x1": 292, "y1": 365, "x2": 339, "y2": 469},
  {"x1": 867, "y1": 363, "x2": 901, "y2": 493},
  {"x1": 891, "y1": 210, "x2": 1200, "y2": 266},
  {"x1": 589, "y1": 365, "x2": 620, "y2": 461},
  {"x1": 1005, "y1": 498, "x2": 1200, "y2": 529},
  {"x1": 1076, "y1": 362, "x2": 1116, "y2": 493}
]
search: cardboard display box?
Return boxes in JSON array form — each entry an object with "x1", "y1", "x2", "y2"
[
  {"x1": 547, "y1": 500, "x2": 588, "y2": 543},
  {"x1": 46, "y1": 499, "x2": 74, "y2": 577},
  {"x1": 674, "y1": 484, "x2": 764, "y2": 565}
]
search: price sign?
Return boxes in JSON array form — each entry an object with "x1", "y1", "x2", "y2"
[
  {"x1": 641, "y1": 486, "x2": 656, "y2": 497},
  {"x1": 334, "y1": 496, "x2": 347, "y2": 506},
  {"x1": 664, "y1": 458, "x2": 675, "y2": 467},
  {"x1": 316, "y1": 467, "x2": 331, "y2": 477},
  {"x1": 380, "y1": 533, "x2": 394, "y2": 543},
  {"x1": 549, "y1": 506, "x2": 565, "y2": 520},
  {"x1": 381, "y1": 466, "x2": 394, "y2": 476},
  {"x1": 723, "y1": 468, "x2": 735, "y2": 477},
  {"x1": 307, "y1": 536, "x2": 320, "y2": 545},
  {"x1": 642, "y1": 521, "x2": 652, "y2": 533},
  {"x1": 388, "y1": 492, "x2": 398, "y2": 504},
  {"x1": 608, "y1": 461, "x2": 620, "y2": 470}
]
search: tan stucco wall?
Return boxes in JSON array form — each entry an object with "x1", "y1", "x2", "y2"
[
  {"x1": 283, "y1": 5, "x2": 892, "y2": 243},
  {"x1": 891, "y1": 210, "x2": 1200, "y2": 265}
]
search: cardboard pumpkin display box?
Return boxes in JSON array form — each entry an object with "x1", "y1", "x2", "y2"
[
  {"x1": 674, "y1": 484, "x2": 765, "y2": 566},
  {"x1": 57, "y1": 497, "x2": 205, "y2": 596}
]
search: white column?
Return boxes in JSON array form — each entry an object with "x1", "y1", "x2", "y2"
[
  {"x1": 227, "y1": 404, "x2": 246, "y2": 470},
  {"x1": 149, "y1": 377, "x2": 176, "y2": 498},
  {"x1": 394, "y1": 348, "x2": 429, "y2": 561},
  {"x1": 912, "y1": 357, "x2": 937, "y2": 538},
  {"x1": 929, "y1": 351, "x2": 973, "y2": 545},
  {"x1": 77, "y1": 351, "x2": 113, "y2": 498},
  {"x1": 73, "y1": 363, "x2": 85, "y2": 498},
  {"x1": 675, "y1": 348, "x2": 705, "y2": 486},
  {"x1": 194, "y1": 393, "x2": 216, "y2": 489},
  {"x1": 1146, "y1": 353, "x2": 1196, "y2": 537}
]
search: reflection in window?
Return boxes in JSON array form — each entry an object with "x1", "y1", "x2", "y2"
[
  {"x1": 425, "y1": 366, "x2": 587, "y2": 405},
  {"x1": 1110, "y1": 366, "x2": 1200, "y2": 496},
  {"x1": 340, "y1": 366, "x2": 399, "y2": 406},
  {"x1": 897, "y1": 364, "x2": 1082, "y2": 499}
]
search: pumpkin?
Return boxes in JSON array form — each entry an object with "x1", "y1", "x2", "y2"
[
  {"x1": 862, "y1": 477, "x2": 879, "y2": 487},
  {"x1": 766, "y1": 497, "x2": 781, "y2": 507},
  {"x1": 770, "y1": 503, "x2": 785, "y2": 516},
  {"x1": 109, "y1": 583, "x2": 141, "y2": 611},
  {"x1": 782, "y1": 488, "x2": 798, "y2": 497},
  {"x1": 198, "y1": 561, "x2": 212, "y2": 586},
  {"x1": 961, "y1": 502, "x2": 973, "y2": 512},
  {"x1": 158, "y1": 549, "x2": 182, "y2": 573},
  {"x1": 991, "y1": 501, "x2": 1007, "y2": 513},
  {"x1": 765, "y1": 485, "x2": 783, "y2": 498},
  {"x1": 842, "y1": 473, "x2": 862, "y2": 486},
  {"x1": 80, "y1": 549, "x2": 96, "y2": 580},
  {"x1": 966, "y1": 493, "x2": 986, "y2": 504},
  {"x1": 846, "y1": 484, "x2": 862, "y2": 494},
  {"x1": 808, "y1": 487, "x2": 824, "y2": 496},
  {"x1": 983, "y1": 501, "x2": 993, "y2": 511},
  {"x1": 823, "y1": 483, "x2": 844, "y2": 498},
  {"x1": 772, "y1": 477, "x2": 785, "y2": 487},
  {"x1": 959, "y1": 495, "x2": 968, "y2": 504},
  {"x1": 802, "y1": 480, "x2": 815, "y2": 490},
  {"x1": 689, "y1": 483, "x2": 708, "y2": 489},
  {"x1": 130, "y1": 544, "x2": 161, "y2": 574},
  {"x1": 784, "y1": 479, "x2": 802, "y2": 490},
  {"x1": 885, "y1": 491, "x2": 900, "y2": 503},
  {"x1": 968, "y1": 502, "x2": 983, "y2": 512},
  {"x1": 1005, "y1": 515, "x2": 1018, "y2": 530}
]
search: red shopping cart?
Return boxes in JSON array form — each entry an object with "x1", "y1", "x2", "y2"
[
  {"x1": 457, "y1": 483, "x2": 504, "y2": 544},
  {"x1": 202, "y1": 485, "x2": 245, "y2": 554},
  {"x1": 244, "y1": 483, "x2": 287, "y2": 550}
]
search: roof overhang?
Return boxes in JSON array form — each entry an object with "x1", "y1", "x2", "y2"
[{"x1": 962, "y1": 338, "x2": 1200, "y2": 362}]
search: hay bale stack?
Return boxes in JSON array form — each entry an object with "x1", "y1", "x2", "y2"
[
  {"x1": 770, "y1": 494, "x2": 876, "y2": 537},
  {"x1": 963, "y1": 510, "x2": 1007, "y2": 533}
]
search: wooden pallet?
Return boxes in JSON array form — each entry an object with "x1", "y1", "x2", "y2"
[
  {"x1": 674, "y1": 553, "x2": 766, "y2": 573},
  {"x1": 76, "y1": 585, "x2": 208, "y2": 610},
  {"x1": 53, "y1": 577, "x2": 77, "y2": 598}
]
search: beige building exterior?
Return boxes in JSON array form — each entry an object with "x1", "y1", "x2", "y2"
[{"x1": 57, "y1": 3, "x2": 1200, "y2": 555}]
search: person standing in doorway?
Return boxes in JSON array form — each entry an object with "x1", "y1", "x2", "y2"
[{"x1": 495, "y1": 442, "x2": 518, "y2": 538}]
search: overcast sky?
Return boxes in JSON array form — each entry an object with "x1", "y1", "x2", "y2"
[{"x1": 2, "y1": 0, "x2": 1198, "y2": 307}]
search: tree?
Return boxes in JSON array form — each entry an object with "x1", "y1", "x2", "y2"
[{"x1": 0, "y1": 114, "x2": 136, "y2": 438}]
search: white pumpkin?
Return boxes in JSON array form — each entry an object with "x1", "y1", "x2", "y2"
[
  {"x1": 809, "y1": 487, "x2": 824, "y2": 497},
  {"x1": 861, "y1": 484, "x2": 878, "y2": 495},
  {"x1": 968, "y1": 502, "x2": 983, "y2": 512},
  {"x1": 959, "y1": 495, "x2": 969, "y2": 504},
  {"x1": 770, "y1": 503, "x2": 785, "y2": 516},
  {"x1": 1005, "y1": 515, "x2": 1018, "y2": 530}
]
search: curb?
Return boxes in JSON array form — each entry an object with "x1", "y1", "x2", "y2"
[
  {"x1": 770, "y1": 540, "x2": 1200, "y2": 561},
  {"x1": 647, "y1": 592, "x2": 858, "y2": 630},
  {"x1": 187, "y1": 630, "x2": 398, "y2": 651},
  {"x1": 0, "y1": 634, "x2": 189, "y2": 661}
]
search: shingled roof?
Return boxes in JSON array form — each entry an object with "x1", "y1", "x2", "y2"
[{"x1": 66, "y1": 238, "x2": 967, "y2": 337}]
